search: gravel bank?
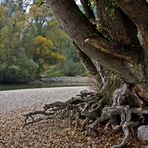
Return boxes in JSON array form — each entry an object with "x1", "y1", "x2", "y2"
[
  {"x1": 0, "y1": 109, "x2": 147, "y2": 148},
  {"x1": 0, "y1": 86, "x2": 88, "y2": 114}
]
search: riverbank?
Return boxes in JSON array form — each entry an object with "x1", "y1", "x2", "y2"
[
  {"x1": 39, "y1": 76, "x2": 92, "y2": 83},
  {"x1": 28, "y1": 76, "x2": 92, "y2": 87},
  {"x1": 0, "y1": 76, "x2": 92, "y2": 91}
]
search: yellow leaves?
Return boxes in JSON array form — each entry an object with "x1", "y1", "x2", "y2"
[
  {"x1": 35, "y1": 0, "x2": 45, "y2": 6},
  {"x1": 14, "y1": 12, "x2": 27, "y2": 28},
  {"x1": 44, "y1": 39, "x2": 54, "y2": 49},
  {"x1": 48, "y1": 20, "x2": 59, "y2": 28},
  {"x1": 0, "y1": 6, "x2": 9, "y2": 27},
  {"x1": 50, "y1": 52, "x2": 65, "y2": 61},
  {"x1": 29, "y1": 5, "x2": 43, "y2": 17},
  {"x1": 34, "y1": 36, "x2": 47, "y2": 45},
  {"x1": 33, "y1": 35, "x2": 65, "y2": 67},
  {"x1": 0, "y1": 6, "x2": 8, "y2": 17},
  {"x1": 28, "y1": 1, "x2": 51, "y2": 24},
  {"x1": 16, "y1": 21, "x2": 24, "y2": 29},
  {"x1": 33, "y1": 36, "x2": 54, "y2": 48}
]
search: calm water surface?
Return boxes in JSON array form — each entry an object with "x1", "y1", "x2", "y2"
[{"x1": 0, "y1": 82, "x2": 88, "y2": 91}]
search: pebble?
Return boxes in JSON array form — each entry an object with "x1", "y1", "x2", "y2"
[{"x1": 137, "y1": 125, "x2": 148, "y2": 141}]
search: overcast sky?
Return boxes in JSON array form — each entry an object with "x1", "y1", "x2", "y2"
[
  {"x1": 76, "y1": 0, "x2": 81, "y2": 5},
  {"x1": 0, "y1": 0, "x2": 81, "y2": 4}
]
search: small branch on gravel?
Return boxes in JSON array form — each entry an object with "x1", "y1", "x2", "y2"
[{"x1": 23, "y1": 90, "x2": 96, "y2": 127}]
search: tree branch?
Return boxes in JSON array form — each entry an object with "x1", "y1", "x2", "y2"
[
  {"x1": 96, "y1": 0, "x2": 139, "y2": 45},
  {"x1": 84, "y1": 37, "x2": 132, "y2": 61},
  {"x1": 73, "y1": 42, "x2": 102, "y2": 86},
  {"x1": 115, "y1": 0, "x2": 148, "y2": 28}
]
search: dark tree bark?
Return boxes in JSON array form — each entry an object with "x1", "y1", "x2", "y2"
[{"x1": 24, "y1": 0, "x2": 148, "y2": 147}]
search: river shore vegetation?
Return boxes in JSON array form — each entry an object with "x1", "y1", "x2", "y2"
[{"x1": 0, "y1": 0, "x2": 85, "y2": 84}]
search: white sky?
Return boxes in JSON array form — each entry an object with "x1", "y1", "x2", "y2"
[
  {"x1": 0, "y1": 0, "x2": 81, "y2": 5},
  {"x1": 76, "y1": 0, "x2": 81, "y2": 5},
  {"x1": 0, "y1": 0, "x2": 81, "y2": 7}
]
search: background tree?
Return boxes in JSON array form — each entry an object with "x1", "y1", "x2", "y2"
[
  {"x1": 0, "y1": 1, "x2": 39, "y2": 83},
  {"x1": 27, "y1": 0, "x2": 85, "y2": 77},
  {"x1": 0, "y1": 0, "x2": 85, "y2": 83}
]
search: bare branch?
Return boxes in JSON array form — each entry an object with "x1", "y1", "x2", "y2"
[{"x1": 85, "y1": 37, "x2": 131, "y2": 61}]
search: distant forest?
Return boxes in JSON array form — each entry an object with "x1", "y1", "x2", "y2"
[{"x1": 0, "y1": 0, "x2": 86, "y2": 83}]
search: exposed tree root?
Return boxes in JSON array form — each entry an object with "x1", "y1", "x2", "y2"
[
  {"x1": 23, "y1": 90, "x2": 97, "y2": 127},
  {"x1": 23, "y1": 85, "x2": 148, "y2": 148}
]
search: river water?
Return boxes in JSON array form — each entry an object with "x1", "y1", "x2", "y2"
[{"x1": 0, "y1": 82, "x2": 89, "y2": 91}]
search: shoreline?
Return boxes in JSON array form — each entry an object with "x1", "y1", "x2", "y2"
[{"x1": 0, "y1": 76, "x2": 92, "y2": 91}]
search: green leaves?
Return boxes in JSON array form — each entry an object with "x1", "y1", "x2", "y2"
[{"x1": 0, "y1": 0, "x2": 85, "y2": 83}]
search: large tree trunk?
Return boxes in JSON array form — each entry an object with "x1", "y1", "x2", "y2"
[
  {"x1": 24, "y1": 0, "x2": 148, "y2": 147},
  {"x1": 46, "y1": 0, "x2": 148, "y2": 104}
]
